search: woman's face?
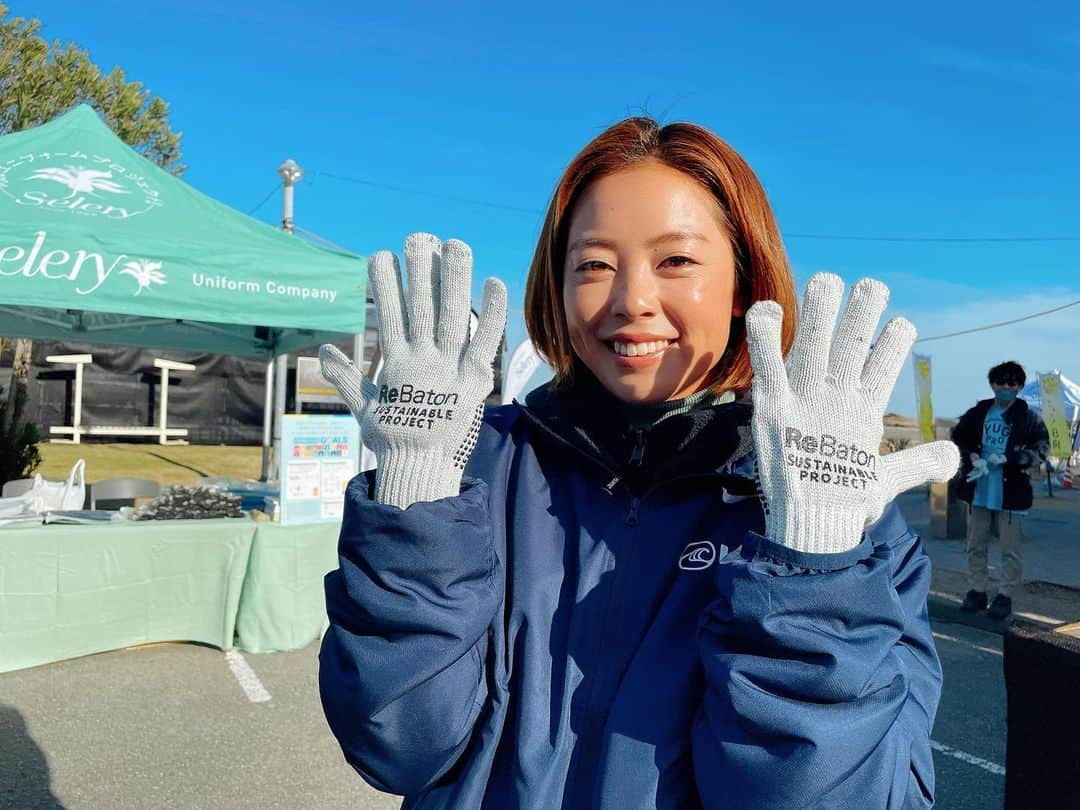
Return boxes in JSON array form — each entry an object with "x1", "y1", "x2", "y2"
[{"x1": 562, "y1": 161, "x2": 742, "y2": 403}]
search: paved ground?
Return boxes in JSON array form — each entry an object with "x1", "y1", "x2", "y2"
[
  {"x1": 0, "y1": 642, "x2": 400, "y2": 810},
  {"x1": 930, "y1": 621, "x2": 1005, "y2": 809},
  {"x1": 897, "y1": 484, "x2": 1080, "y2": 630},
  {"x1": 3, "y1": 485, "x2": 1076, "y2": 809},
  {"x1": 1, "y1": 618, "x2": 1012, "y2": 810}
]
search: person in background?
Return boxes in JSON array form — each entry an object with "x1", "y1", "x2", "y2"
[{"x1": 952, "y1": 361, "x2": 1049, "y2": 620}]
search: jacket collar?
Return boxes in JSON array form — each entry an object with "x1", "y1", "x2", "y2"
[
  {"x1": 972, "y1": 396, "x2": 1031, "y2": 424},
  {"x1": 518, "y1": 371, "x2": 756, "y2": 497}
]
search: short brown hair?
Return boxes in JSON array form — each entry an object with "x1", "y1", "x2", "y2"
[{"x1": 524, "y1": 117, "x2": 797, "y2": 393}]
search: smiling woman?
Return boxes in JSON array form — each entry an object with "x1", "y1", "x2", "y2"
[
  {"x1": 561, "y1": 163, "x2": 745, "y2": 402},
  {"x1": 317, "y1": 117, "x2": 959, "y2": 809},
  {"x1": 526, "y1": 119, "x2": 797, "y2": 402}
]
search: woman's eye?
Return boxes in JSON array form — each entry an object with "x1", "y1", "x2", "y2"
[
  {"x1": 661, "y1": 255, "x2": 695, "y2": 269},
  {"x1": 575, "y1": 260, "x2": 611, "y2": 273}
]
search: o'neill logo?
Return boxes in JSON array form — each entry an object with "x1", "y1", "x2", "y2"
[
  {"x1": 0, "y1": 150, "x2": 162, "y2": 219},
  {"x1": 679, "y1": 541, "x2": 721, "y2": 571},
  {"x1": 0, "y1": 230, "x2": 166, "y2": 296}
]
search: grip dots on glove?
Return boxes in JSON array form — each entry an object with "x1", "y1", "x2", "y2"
[{"x1": 453, "y1": 404, "x2": 484, "y2": 471}]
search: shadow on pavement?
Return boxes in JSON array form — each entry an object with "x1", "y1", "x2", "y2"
[{"x1": 0, "y1": 704, "x2": 64, "y2": 809}]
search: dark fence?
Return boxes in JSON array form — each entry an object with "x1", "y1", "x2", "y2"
[{"x1": 0, "y1": 337, "x2": 505, "y2": 445}]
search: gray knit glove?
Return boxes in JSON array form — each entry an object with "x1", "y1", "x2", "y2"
[
  {"x1": 746, "y1": 273, "x2": 960, "y2": 554},
  {"x1": 319, "y1": 233, "x2": 507, "y2": 509}
]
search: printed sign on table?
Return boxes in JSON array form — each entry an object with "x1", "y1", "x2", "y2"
[{"x1": 280, "y1": 414, "x2": 359, "y2": 525}]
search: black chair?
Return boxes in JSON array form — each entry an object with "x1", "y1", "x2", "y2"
[
  {"x1": 1, "y1": 478, "x2": 36, "y2": 498},
  {"x1": 89, "y1": 478, "x2": 161, "y2": 510}
]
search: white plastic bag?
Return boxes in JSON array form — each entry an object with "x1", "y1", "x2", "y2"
[
  {"x1": 0, "y1": 460, "x2": 86, "y2": 520},
  {"x1": 37, "y1": 459, "x2": 86, "y2": 511}
]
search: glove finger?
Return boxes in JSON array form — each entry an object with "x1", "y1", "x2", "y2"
[
  {"x1": 861, "y1": 316, "x2": 916, "y2": 410},
  {"x1": 404, "y1": 232, "x2": 441, "y2": 345},
  {"x1": 787, "y1": 273, "x2": 844, "y2": 395},
  {"x1": 437, "y1": 239, "x2": 473, "y2": 354},
  {"x1": 369, "y1": 251, "x2": 408, "y2": 354},
  {"x1": 881, "y1": 441, "x2": 961, "y2": 502},
  {"x1": 318, "y1": 344, "x2": 378, "y2": 420},
  {"x1": 465, "y1": 277, "x2": 508, "y2": 371},
  {"x1": 745, "y1": 299, "x2": 789, "y2": 397},
  {"x1": 828, "y1": 277, "x2": 889, "y2": 389}
]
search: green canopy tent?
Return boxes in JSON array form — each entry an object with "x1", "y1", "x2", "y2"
[
  {"x1": 0, "y1": 105, "x2": 367, "y2": 475},
  {"x1": 0, "y1": 105, "x2": 366, "y2": 355}
]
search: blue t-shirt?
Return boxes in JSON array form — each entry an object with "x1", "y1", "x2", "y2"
[{"x1": 973, "y1": 404, "x2": 1009, "y2": 511}]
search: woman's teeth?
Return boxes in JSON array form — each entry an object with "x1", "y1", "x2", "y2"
[{"x1": 611, "y1": 340, "x2": 669, "y2": 357}]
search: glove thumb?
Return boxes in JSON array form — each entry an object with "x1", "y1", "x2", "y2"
[
  {"x1": 880, "y1": 441, "x2": 961, "y2": 504},
  {"x1": 318, "y1": 344, "x2": 378, "y2": 421}
]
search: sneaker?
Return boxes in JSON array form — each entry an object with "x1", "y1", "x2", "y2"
[
  {"x1": 987, "y1": 594, "x2": 1013, "y2": 620},
  {"x1": 961, "y1": 589, "x2": 988, "y2": 612}
]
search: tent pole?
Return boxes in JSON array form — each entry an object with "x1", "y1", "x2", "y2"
[
  {"x1": 353, "y1": 333, "x2": 364, "y2": 369},
  {"x1": 271, "y1": 354, "x2": 287, "y2": 481},
  {"x1": 268, "y1": 159, "x2": 304, "y2": 483},
  {"x1": 260, "y1": 359, "x2": 274, "y2": 481},
  {"x1": 264, "y1": 163, "x2": 304, "y2": 486}
]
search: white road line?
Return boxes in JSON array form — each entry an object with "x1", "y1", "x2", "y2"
[
  {"x1": 225, "y1": 649, "x2": 272, "y2": 703},
  {"x1": 1013, "y1": 608, "x2": 1065, "y2": 624},
  {"x1": 930, "y1": 589, "x2": 961, "y2": 604},
  {"x1": 931, "y1": 630, "x2": 1003, "y2": 657},
  {"x1": 930, "y1": 740, "x2": 1006, "y2": 776}
]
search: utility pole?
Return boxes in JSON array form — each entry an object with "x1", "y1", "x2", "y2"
[{"x1": 263, "y1": 159, "x2": 303, "y2": 482}]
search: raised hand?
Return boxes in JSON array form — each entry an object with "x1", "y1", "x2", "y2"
[
  {"x1": 319, "y1": 232, "x2": 507, "y2": 508},
  {"x1": 745, "y1": 273, "x2": 959, "y2": 554}
]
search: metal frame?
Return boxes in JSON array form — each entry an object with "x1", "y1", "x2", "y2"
[{"x1": 48, "y1": 355, "x2": 196, "y2": 445}]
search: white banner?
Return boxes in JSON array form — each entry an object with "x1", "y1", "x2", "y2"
[
  {"x1": 912, "y1": 353, "x2": 934, "y2": 442},
  {"x1": 502, "y1": 339, "x2": 543, "y2": 405}
]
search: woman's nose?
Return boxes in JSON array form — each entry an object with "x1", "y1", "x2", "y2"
[{"x1": 610, "y1": 265, "x2": 658, "y2": 318}]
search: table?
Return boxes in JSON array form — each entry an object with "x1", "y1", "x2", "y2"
[
  {"x1": 234, "y1": 522, "x2": 340, "y2": 654},
  {"x1": 1, "y1": 517, "x2": 344, "y2": 673},
  {"x1": 0, "y1": 519, "x2": 254, "y2": 673}
]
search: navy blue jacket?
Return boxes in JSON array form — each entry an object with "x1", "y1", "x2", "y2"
[{"x1": 320, "y1": 386, "x2": 941, "y2": 808}]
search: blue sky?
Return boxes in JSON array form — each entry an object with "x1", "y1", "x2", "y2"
[{"x1": 17, "y1": 0, "x2": 1080, "y2": 416}]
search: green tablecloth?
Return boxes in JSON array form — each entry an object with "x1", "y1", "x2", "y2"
[
  {"x1": 0, "y1": 519, "x2": 254, "y2": 673},
  {"x1": 234, "y1": 522, "x2": 340, "y2": 654}
]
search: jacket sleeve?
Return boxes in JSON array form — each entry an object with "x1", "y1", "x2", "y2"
[
  {"x1": 692, "y1": 503, "x2": 941, "y2": 809},
  {"x1": 1007, "y1": 410, "x2": 1050, "y2": 466},
  {"x1": 951, "y1": 407, "x2": 980, "y2": 459},
  {"x1": 319, "y1": 474, "x2": 501, "y2": 796}
]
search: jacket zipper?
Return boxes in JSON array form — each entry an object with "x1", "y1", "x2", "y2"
[
  {"x1": 629, "y1": 428, "x2": 646, "y2": 466},
  {"x1": 518, "y1": 406, "x2": 753, "y2": 804}
]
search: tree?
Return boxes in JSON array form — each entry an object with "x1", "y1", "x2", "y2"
[
  {"x1": 0, "y1": 375, "x2": 41, "y2": 485},
  {"x1": 0, "y1": 3, "x2": 184, "y2": 480},
  {"x1": 0, "y1": 3, "x2": 184, "y2": 172}
]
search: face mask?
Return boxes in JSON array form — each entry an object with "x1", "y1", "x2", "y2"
[{"x1": 994, "y1": 388, "x2": 1018, "y2": 404}]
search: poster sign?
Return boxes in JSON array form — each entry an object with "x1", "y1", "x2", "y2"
[
  {"x1": 912, "y1": 353, "x2": 934, "y2": 442},
  {"x1": 280, "y1": 414, "x2": 359, "y2": 525},
  {"x1": 1038, "y1": 372, "x2": 1072, "y2": 458},
  {"x1": 295, "y1": 356, "x2": 346, "y2": 406}
]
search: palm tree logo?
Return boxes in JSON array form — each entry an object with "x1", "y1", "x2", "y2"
[
  {"x1": 120, "y1": 259, "x2": 167, "y2": 296},
  {"x1": 28, "y1": 166, "x2": 128, "y2": 199}
]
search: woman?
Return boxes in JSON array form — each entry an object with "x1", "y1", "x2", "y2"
[{"x1": 318, "y1": 118, "x2": 959, "y2": 809}]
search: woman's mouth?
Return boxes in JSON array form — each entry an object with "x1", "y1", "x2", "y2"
[{"x1": 606, "y1": 339, "x2": 673, "y2": 366}]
